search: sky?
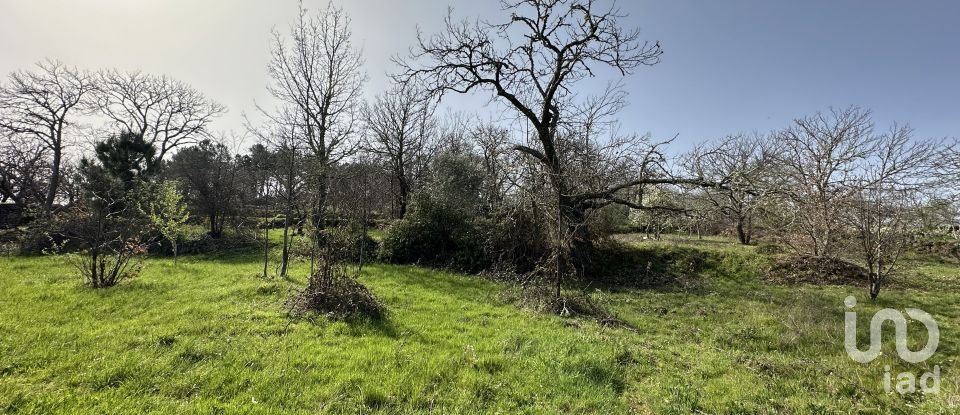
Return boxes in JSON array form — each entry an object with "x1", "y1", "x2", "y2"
[{"x1": 1, "y1": 0, "x2": 957, "y2": 152}]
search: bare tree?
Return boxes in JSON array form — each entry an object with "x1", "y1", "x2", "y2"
[
  {"x1": 241, "y1": 142, "x2": 277, "y2": 279},
  {"x1": 248, "y1": 106, "x2": 309, "y2": 279},
  {"x1": 471, "y1": 122, "x2": 514, "y2": 211},
  {"x1": 94, "y1": 69, "x2": 224, "y2": 168},
  {"x1": 847, "y1": 124, "x2": 937, "y2": 299},
  {"x1": 262, "y1": 0, "x2": 365, "y2": 232},
  {"x1": 435, "y1": 111, "x2": 474, "y2": 155},
  {"x1": 399, "y1": 0, "x2": 725, "y2": 295},
  {"x1": 0, "y1": 132, "x2": 50, "y2": 209},
  {"x1": 362, "y1": 81, "x2": 435, "y2": 218},
  {"x1": 686, "y1": 133, "x2": 775, "y2": 244},
  {"x1": 774, "y1": 107, "x2": 878, "y2": 256},
  {"x1": 0, "y1": 60, "x2": 96, "y2": 215}
]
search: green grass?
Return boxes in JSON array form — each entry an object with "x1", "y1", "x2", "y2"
[{"x1": 1, "y1": 234, "x2": 959, "y2": 413}]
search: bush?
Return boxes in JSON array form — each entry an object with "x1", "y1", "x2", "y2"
[
  {"x1": 912, "y1": 237, "x2": 960, "y2": 262},
  {"x1": 17, "y1": 224, "x2": 56, "y2": 255},
  {"x1": 379, "y1": 190, "x2": 555, "y2": 275},
  {"x1": 17, "y1": 214, "x2": 85, "y2": 255},
  {"x1": 320, "y1": 223, "x2": 379, "y2": 264},
  {"x1": 166, "y1": 229, "x2": 260, "y2": 256},
  {"x1": 58, "y1": 203, "x2": 149, "y2": 288},
  {"x1": 379, "y1": 193, "x2": 487, "y2": 272},
  {"x1": 582, "y1": 241, "x2": 714, "y2": 289}
]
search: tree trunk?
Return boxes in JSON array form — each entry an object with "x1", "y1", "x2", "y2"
[
  {"x1": 209, "y1": 213, "x2": 222, "y2": 239},
  {"x1": 280, "y1": 216, "x2": 290, "y2": 279},
  {"x1": 869, "y1": 275, "x2": 881, "y2": 300},
  {"x1": 43, "y1": 146, "x2": 62, "y2": 216},
  {"x1": 315, "y1": 179, "x2": 328, "y2": 230},
  {"x1": 735, "y1": 217, "x2": 751, "y2": 245},
  {"x1": 555, "y1": 193, "x2": 592, "y2": 298},
  {"x1": 536, "y1": 126, "x2": 594, "y2": 299},
  {"x1": 397, "y1": 176, "x2": 410, "y2": 219},
  {"x1": 262, "y1": 225, "x2": 270, "y2": 278},
  {"x1": 89, "y1": 247, "x2": 99, "y2": 288}
]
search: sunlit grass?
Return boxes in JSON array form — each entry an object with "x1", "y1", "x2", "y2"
[{"x1": 1, "y1": 234, "x2": 958, "y2": 413}]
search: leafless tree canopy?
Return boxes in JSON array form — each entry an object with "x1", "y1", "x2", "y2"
[
  {"x1": 846, "y1": 123, "x2": 938, "y2": 298},
  {"x1": 260, "y1": 0, "x2": 366, "y2": 230},
  {"x1": 686, "y1": 133, "x2": 775, "y2": 244},
  {"x1": 362, "y1": 81, "x2": 435, "y2": 217},
  {"x1": 94, "y1": 69, "x2": 225, "y2": 165},
  {"x1": 265, "y1": 1, "x2": 364, "y2": 163},
  {"x1": 397, "y1": 0, "x2": 738, "y2": 295},
  {"x1": 0, "y1": 133, "x2": 50, "y2": 208},
  {"x1": 0, "y1": 60, "x2": 96, "y2": 215},
  {"x1": 774, "y1": 107, "x2": 882, "y2": 256}
]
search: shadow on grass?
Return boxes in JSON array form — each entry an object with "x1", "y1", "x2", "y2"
[
  {"x1": 362, "y1": 264, "x2": 503, "y2": 307},
  {"x1": 292, "y1": 311, "x2": 401, "y2": 338},
  {"x1": 576, "y1": 243, "x2": 719, "y2": 293}
]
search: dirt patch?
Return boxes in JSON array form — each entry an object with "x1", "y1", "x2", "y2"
[{"x1": 767, "y1": 255, "x2": 868, "y2": 286}]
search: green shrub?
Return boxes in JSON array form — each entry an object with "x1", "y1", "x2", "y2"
[
  {"x1": 319, "y1": 224, "x2": 379, "y2": 264},
  {"x1": 17, "y1": 214, "x2": 85, "y2": 255},
  {"x1": 379, "y1": 193, "x2": 487, "y2": 272},
  {"x1": 175, "y1": 231, "x2": 260, "y2": 256}
]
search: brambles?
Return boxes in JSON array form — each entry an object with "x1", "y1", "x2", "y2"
[{"x1": 287, "y1": 267, "x2": 385, "y2": 320}]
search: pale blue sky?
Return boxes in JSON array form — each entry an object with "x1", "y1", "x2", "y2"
[{"x1": 1, "y1": 0, "x2": 957, "y2": 151}]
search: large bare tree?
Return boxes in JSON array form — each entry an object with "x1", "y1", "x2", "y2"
[
  {"x1": 262, "y1": 0, "x2": 365, "y2": 231},
  {"x1": 361, "y1": 81, "x2": 435, "y2": 218},
  {"x1": 0, "y1": 60, "x2": 96, "y2": 215},
  {"x1": 94, "y1": 69, "x2": 225, "y2": 167},
  {"x1": 399, "y1": 0, "x2": 725, "y2": 294},
  {"x1": 774, "y1": 106, "x2": 878, "y2": 256}
]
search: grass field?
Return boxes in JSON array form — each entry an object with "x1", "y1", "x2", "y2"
[{"x1": 1, "y1": 234, "x2": 958, "y2": 413}]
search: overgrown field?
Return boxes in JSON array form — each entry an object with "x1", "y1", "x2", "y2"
[{"x1": 1, "y1": 235, "x2": 958, "y2": 413}]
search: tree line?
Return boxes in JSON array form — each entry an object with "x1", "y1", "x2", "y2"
[{"x1": 1, "y1": 0, "x2": 957, "y2": 304}]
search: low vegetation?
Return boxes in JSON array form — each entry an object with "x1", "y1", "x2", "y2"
[{"x1": 1, "y1": 235, "x2": 958, "y2": 413}]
